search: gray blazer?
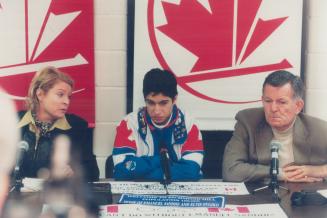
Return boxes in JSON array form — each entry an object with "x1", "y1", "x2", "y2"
[{"x1": 223, "y1": 107, "x2": 327, "y2": 182}]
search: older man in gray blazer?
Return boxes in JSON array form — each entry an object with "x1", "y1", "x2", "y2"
[{"x1": 223, "y1": 70, "x2": 327, "y2": 182}]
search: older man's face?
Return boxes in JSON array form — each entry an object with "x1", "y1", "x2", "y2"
[{"x1": 262, "y1": 83, "x2": 304, "y2": 131}]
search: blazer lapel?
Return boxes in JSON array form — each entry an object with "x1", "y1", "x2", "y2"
[
  {"x1": 255, "y1": 120, "x2": 273, "y2": 164},
  {"x1": 293, "y1": 116, "x2": 310, "y2": 164}
]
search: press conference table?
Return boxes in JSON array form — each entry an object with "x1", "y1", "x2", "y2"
[
  {"x1": 9, "y1": 179, "x2": 327, "y2": 218},
  {"x1": 106, "y1": 179, "x2": 327, "y2": 218},
  {"x1": 235, "y1": 181, "x2": 327, "y2": 218}
]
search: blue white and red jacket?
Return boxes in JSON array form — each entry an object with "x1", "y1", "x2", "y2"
[{"x1": 112, "y1": 105, "x2": 203, "y2": 181}]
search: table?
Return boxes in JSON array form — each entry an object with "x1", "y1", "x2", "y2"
[
  {"x1": 105, "y1": 180, "x2": 327, "y2": 218},
  {"x1": 230, "y1": 181, "x2": 327, "y2": 218},
  {"x1": 5, "y1": 180, "x2": 327, "y2": 218}
]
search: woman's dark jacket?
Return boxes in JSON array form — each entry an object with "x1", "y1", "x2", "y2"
[{"x1": 18, "y1": 111, "x2": 99, "y2": 182}]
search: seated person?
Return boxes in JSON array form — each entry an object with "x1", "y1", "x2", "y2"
[
  {"x1": 223, "y1": 70, "x2": 327, "y2": 182},
  {"x1": 112, "y1": 68, "x2": 203, "y2": 181},
  {"x1": 0, "y1": 88, "x2": 19, "y2": 213},
  {"x1": 18, "y1": 66, "x2": 99, "y2": 182}
]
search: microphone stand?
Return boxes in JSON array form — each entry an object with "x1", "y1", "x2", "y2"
[
  {"x1": 162, "y1": 177, "x2": 170, "y2": 195},
  {"x1": 160, "y1": 147, "x2": 171, "y2": 195},
  {"x1": 253, "y1": 141, "x2": 289, "y2": 201},
  {"x1": 10, "y1": 141, "x2": 29, "y2": 194},
  {"x1": 252, "y1": 172, "x2": 289, "y2": 201},
  {"x1": 10, "y1": 167, "x2": 24, "y2": 195}
]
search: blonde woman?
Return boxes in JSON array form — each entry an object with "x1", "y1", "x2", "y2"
[{"x1": 18, "y1": 66, "x2": 99, "y2": 182}]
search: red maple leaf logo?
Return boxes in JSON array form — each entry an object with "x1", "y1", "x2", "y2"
[
  {"x1": 114, "y1": 120, "x2": 137, "y2": 149},
  {"x1": 157, "y1": 0, "x2": 287, "y2": 72},
  {"x1": 148, "y1": 0, "x2": 293, "y2": 104},
  {"x1": 158, "y1": 0, "x2": 234, "y2": 72}
]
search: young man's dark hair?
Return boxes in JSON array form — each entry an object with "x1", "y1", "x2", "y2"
[
  {"x1": 143, "y1": 68, "x2": 178, "y2": 99},
  {"x1": 262, "y1": 70, "x2": 304, "y2": 99}
]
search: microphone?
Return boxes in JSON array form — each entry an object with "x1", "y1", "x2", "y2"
[
  {"x1": 12, "y1": 141, "x2": 29, "y2": 193},
  {"x1": 270, "y1": 140, "x2": 280, "y2": 177},
  {"x1": 252, "y1": 140, "x2": 288, "y2": 201},
  {"x1": 14, "y1": 141, "x2": 29, "y2": 175},
  {"x1": 269, "y1": 140, "x2": 280, "y2": 196},
  {"x1": 159, "y1": 140, "x2": 171, "y2": 190}
]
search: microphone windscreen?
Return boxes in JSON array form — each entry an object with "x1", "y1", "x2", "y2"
[
  {"x1": 18, "y1": 141, "x2": 29, "y2": 152},
  {"x1": 270, "y1": 140, "x2": 281, "y2": 150}
]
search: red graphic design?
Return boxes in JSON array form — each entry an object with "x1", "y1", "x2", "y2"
[
  {"x1": 158, "y1": 0, "x2": 234, "y2": 72},
  {"x1": 225, "y1": 187, "x2": 237, "y2": 192},
  {"x1": 181, "y1": 125, "x2": 203, "y2": 153},
  {"x1": 237, "y1": 206, "x2": 250, "y2": 213},
  {"x1": 0, "y1": 0, "x2": 94, "y2": 125},
  {"x1": 107, "y1": 205, "x2": 119, "y2": 213},
  {"x1": 114, "y1": 120, "x2": 137, "y2": 149},
  {"x1": 221, "y1": 207, "x2": 234, "y2": 212},
  {"x1": 208, "y1": 207, "x2": 219, "y2": 213},
  {"x1": 148, "y1": 0, "x2": 292, "y2": 104}
]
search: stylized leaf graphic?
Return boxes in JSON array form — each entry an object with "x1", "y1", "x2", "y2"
[
  {"x1": 157, "y1": 0, "x2": 288, "y2": 72},
  {"x1": 236, "y1": 0, "x2": 262, "y2": 62},
  {"x1": 157, "y1": 0, "x2": 234, "y2": 72},
  {"x1": 114, "y1": 120, "x2": 136, "y2": 149},
  {"x1": 240, "y1": 17, "x2": 287, "y2": 63}
]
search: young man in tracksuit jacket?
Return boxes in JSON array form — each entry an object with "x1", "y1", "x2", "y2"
[{"x1": 112, "y1": 68, "x2": 203, "y2": 181}]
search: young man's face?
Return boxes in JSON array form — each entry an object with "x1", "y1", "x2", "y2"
[
  {"x1": 145, "y1": 93, "x2": 176, "y2": 125},
  {"x1": 262, "y1": 83, "x2": 304, "y2": 131}
]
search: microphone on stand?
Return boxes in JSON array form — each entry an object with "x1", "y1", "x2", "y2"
[
  {"x1": 269, "y1": 140, "x2": 280, "y2": 196},
  {"x1": 159, "y1": 140, "x2": 171, "y2": 194},
  {"x1": 252, "y1": 140, "x2": 288, "y2": 200},
  {"x1": 12, "y1": 141, "x2": 29, "y2": 193}
]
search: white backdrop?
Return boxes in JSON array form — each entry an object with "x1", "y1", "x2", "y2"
[{"x1": 132, "y1": 0, "x2": 303, "y2": 130}]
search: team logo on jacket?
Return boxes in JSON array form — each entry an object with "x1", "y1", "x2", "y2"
[
  {"x1": 125, "y1": 160, "x2": 136, "y2": 171},
  {"x1": 148, "y1": 0, "x2": 294, "y2": 104}
]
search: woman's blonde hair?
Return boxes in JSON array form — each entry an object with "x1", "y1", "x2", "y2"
[{"x1": 27, "y1": 66, "x2": 74, "y2": 111}]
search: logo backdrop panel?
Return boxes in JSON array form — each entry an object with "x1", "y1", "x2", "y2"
[
  {"x1": 131, "y1": 0, "x2": 302, "y2": 130},
  {"x1": 0, "y1": 0, "x2": 95, "y2": 126}
]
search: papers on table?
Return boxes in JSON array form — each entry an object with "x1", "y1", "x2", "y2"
[
  {"x1": 19, "y1": 179, "x2": 249, "y2": 195},
  {"x1": 317, "y1": 189, "x2": 327, "y2": 198},
  {"x1": 105, "y1": 181, "x2": 249, "y2": 195},
  {"x1": 21, "y1": 177, "x2": 44, "y2": 192},
  {"x1": 99, "y1": 203, "x2": 288, "y2": 218}
]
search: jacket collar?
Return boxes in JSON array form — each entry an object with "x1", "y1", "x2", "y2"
[
  {"x1": 255, "y1": 119, "x2": 273, "y2": 165},
  {"x1": 255, "y1": 114, "x2": 309, "y2": 164},
  {"x1": 18, "y1": 110, "x2": 71, "y2": 132},
  {"x1": 137, "y1": 105, "x2": 187, "y2": 144},
  {"x1": 292, "y1": 115, "x2": 310, "y2": 164}
]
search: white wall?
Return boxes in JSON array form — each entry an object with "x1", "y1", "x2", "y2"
[
  {"x1": 93, "y1": 0, "x2": 327, "y2": 178},
  {"x1": 94, "y1": 0, "x2": 128, "y2": 178},
  {"x1": 304, "y1": 0, "x2": 327, "y2": 121}
]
